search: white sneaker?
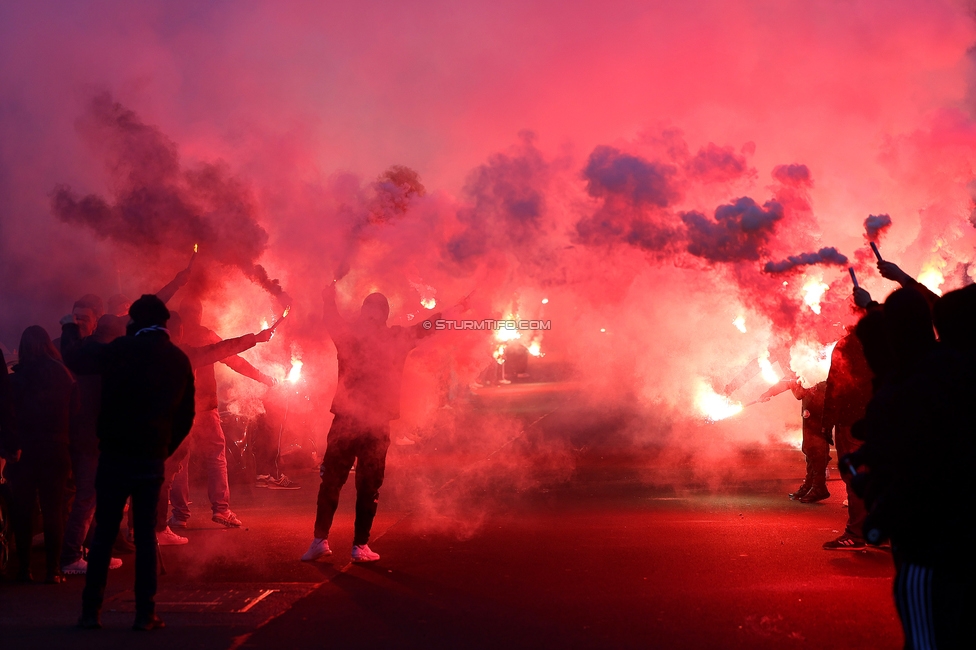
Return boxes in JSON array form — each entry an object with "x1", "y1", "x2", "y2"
[
  {"x1": 301, "y1": 538, "x2": 332, "y2": 561},
  {"x1": 62, "y1": 557, "x2": 123, "y2": 574},
  {"x1": 62, "y1": 558, "x2": 88, "y2": 575},
  {"x1": 351, "y1": 544, "x2": 380, "y2": 563},
  {"x1": 157, "y1": 526, "x2": 189, "y2": 546}
]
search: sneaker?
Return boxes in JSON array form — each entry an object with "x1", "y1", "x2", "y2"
[
  {"x1": 788, "y1": 482, "x2": 811, "y2": 500},
  {"x1": 351, "y1": 544, "x2": 380, "y2": 563},
  {"x1": 157, "y1": 526, "x2": 189, "y2": 546},
  {"x1": 62, "y1": 558, "x2": 88, "y2": 575},
  {"x1": 255, "y1": 474, "x2": 272, "y2": 488},
  {"x1": 301, "y1": 538, "x2": 332, "y2": 561},
  {"x1": 212, "y1": 511, "x2": 243, "y2": 528},
  {"x1": 62, "y1": 557, "x2": 122, "y2": 574},
  {"x1": 267, "y1": 474, "x2": 301, "y2": 490},
  {"x1": 133, "y1": 613, "x2": 166, "y2": 631},
  {"x1": 78, "y1": 612, "x2": 102, "y2": 629},
  {"x1": 799, "y1": 485, "x2": 830, "y2": 503},
  {"x1": 167, "y1": 517, "x2": 188, "y2": 529},
  {"x1": 823, "y1": 534, "x2": 866, "y2": 551}
]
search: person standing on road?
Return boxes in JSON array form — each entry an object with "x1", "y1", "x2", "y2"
[
  {"x1": 301, "y1": 281, "x2": 440, "y2": 563},
  {"x1": 167, "y1": 297, "x2": 275, "y2": 530},
  {"x1": 2, "y1": 326, "x2": 79, "y2": 584},
  {"x1": 820, "y1": 326, "x2": 873, "y2": 550},
  {"x1": 62, "y1": 294, "x2": 195, "y2": 631}
]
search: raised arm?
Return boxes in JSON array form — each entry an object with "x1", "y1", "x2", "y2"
[
  {"x1": 221, "y1": 354, "x2": 274, "y2": 386},
  {"x1": 322, "y1": 283, "x2": 350, "y2": 338},
  {"x1": 877, "y1": 261, "x2": 939, "y2": 308},
  {"x1": 188, "y1": 327, "x2": 274, "y2": 369},
  {"x1": 156, "y1": 264, "x2": 193, "y2": 305}
]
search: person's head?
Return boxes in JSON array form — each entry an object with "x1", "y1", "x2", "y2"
[
  {"x1": 107, "y1": 294, "x2": 131, "y2": 317},
  {"x1": 359, "y1": 293, "x2": 390, "y2": 326},
  {"x1": 72, "y1": 294, "x2": 103, "y2": 338},
  {"x1": 179, "y1": 297, "x2": 203, "y2": 328},
  {"x1": 129, "y1": 294, "x2": 170, "y2": 332},
  {"x1": 855, "y1": 310, "x2": 891, "y2": 379},
  {"x1": 92, "y1": 314, "x2": 127, "y2": 343},
  {"x1": 932, "y1": 284, "x2": 976, "y2": 353},
  {"x1": 883, "y1": 288, "x2": 935, "y2": 369},
  {"x1": 19, "y1": 325, "x2": 61, "y2": 364}
]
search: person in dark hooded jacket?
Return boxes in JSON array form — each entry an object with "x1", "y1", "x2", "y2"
[
  {"x1": 847, "y1": 288, "x2": 975, "y2": 648},
  {"x1": 61, "y1": 294, "x2": 194, "y2": 631},
  {"x1": 3, "y1": 326, "x2": 79, "y2": 583}
]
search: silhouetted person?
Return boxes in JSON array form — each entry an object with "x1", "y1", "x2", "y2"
[
  {"x1": 60, "y1": 314, "x2": 127, "y2": 576},
  {"x1": 760, "y1": 378, "x2": 829, "y2": 502},
  {"x1": 167, "y1": 297, "x2": 274, "y2": 529},
  {"x1": 155, "y1": 311, "x2": 277, "y2": 545},
  {"x1": 3, "y1": 326, "x2": 79, "y2": 583},
  {"x1": 302, "y1": 283, "x2": 439, "y2": 563},
  {"x1": 847, "y1": 288, "x2": 975, "y2": 648},
  {"x1": 62, "y1": 294, "x2": 194, "y2": 631},
  {"x1": 820, "y1": 328, "x2": 873, "y2": 550},
  {"x1": 253, "y1": 386, "x2": 301, "y2": 489}
]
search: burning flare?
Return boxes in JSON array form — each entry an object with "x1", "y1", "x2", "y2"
[
  {"x1": 917, "y1": 258, "x2": 945, "y2": 296},
  {"x1": 695, "y1": 382, "x2": 743, "y2": 422},
  {"x1": 287, "y1": 356, "x2": 303, "y2": 383},
  {"x1": 732, "y1": 316, "x2": 747, "y2": 333},
  {"x1": 790, "y1": 340, "x2": 836, "y2": 388},
  {"x1": 758, "y1": 350, "x2": 780, "y2": 384},
  {"x1": 801, "y1": 274, "x2": 829, "y2": 315}
]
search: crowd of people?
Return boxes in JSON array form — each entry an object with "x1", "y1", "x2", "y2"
[
  {"x1": 752, "y1": 258, "x2": 976, "y2": 647},
  {"x1": 0, "y1": 261, "x2": 451, "y2": 631}
]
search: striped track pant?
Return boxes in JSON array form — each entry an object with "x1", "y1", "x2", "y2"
[{"x1": 894, "y1": 563, "x2": 937, "y2": 650}]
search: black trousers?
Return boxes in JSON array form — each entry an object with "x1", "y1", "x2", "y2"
[
  {"x1": 893, "y1": 552, "x2": 976, "y2": 650},
  {"x1": 313, "y1": 415, "x2": 391, "y2": 545},
  {"x1": 6, "y1": 457, "x2": 68, "y2": 578},
  {"x1": 82, "y1": 454, "x2": 164, "y2": 616}
]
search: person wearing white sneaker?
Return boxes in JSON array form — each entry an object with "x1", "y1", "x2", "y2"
[
  {"x1": 300, "y1": 538, "x2": 332, "y2": 561},
  {"x1": 303, "y1": 283, "x2": 456, "y2": 564},
  {"x1": 156, "y1": 526, "x2": 188, "y2": 546},
  {"x1": 351, "y1": 544, "x2": 380, "y2": 563},
  {"x1": 62, "y1": 556, "x2": 123, "y2": 575}
]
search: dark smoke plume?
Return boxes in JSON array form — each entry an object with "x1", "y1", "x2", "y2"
[
  {"x1": 762, "y1": 247, "x2": 849, "y2": 273},
  {"x1": 50, "y1": 93, "x2": 289, "y2": 306},
  {"x1": 682, "y1": 197, "x2": 784, "y2": 262},
  {"x1": 863, "y1": 213, "x2": 892, "y2": 241}
]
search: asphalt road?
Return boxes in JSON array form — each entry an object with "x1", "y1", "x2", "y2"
[{"x1": 0, "y1": 393, "x2": 902, "y2": 649}]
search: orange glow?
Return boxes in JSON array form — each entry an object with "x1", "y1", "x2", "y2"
[
  {"x1": 695, "y1": 382, "x2": 743, "y2": 422},
  {"x1": 287, "y1": 356, "x2": 303, "y2": 383}
]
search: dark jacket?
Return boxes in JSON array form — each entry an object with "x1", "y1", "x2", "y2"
[
  {"x1": 61, "y1": 323, "x2": 194, "y2": 460},
  {"x1": 851, "y1": 346, "x2": 976, "y2": 563},
  {"x1": 7, "y1": 356, "x2": 79, "y2": 467},
  {"x1": 822, "y1": 333, "x2": 874, "y2": 428},
  {"x1": 0, "y1": 363, "x2": 14, "y2": 456}
]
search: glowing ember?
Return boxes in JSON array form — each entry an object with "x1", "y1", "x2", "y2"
[
  {"x1": 732, "y1": 316, "x2": 747, "y2": 333},
  {"x1": 495, "y1": 314, "x2": 521, "y2": 342},
  {"x1": 917, "y1": 259, "x2": 945, "y2": 296},
  {"x1": 600, "y1": 328, "x2": 606, "y2": 333},
  {"x1": 541, "y1": 298, "x2": 549, "y2": 304},
  {"x1": 193, "y1": 243, "x2": 199, "y2": 253},
  {"x1": 801, "y1": 275, "x2": 829, "y2": 314},
  {"x1": 260, "y1": 319, "x2": 269, "y2": 330},
  {"x1": 282, "y1": 305, "x2": 291, "y2": 318},
  {"x1": 789, "y1": 340, "x2": 836, "y2": 388},
  {"x1": 696, "y1": 382, "x2": 743, "y2": 422},
  {"x1": 421, "y1": 297, "x2": 437, "y2": 309},
  {"x1": 287, "y1": 356, "x2": 303, "y2": 383},
  {"x1": 758, "y1": 350, "x2": 780, "y2": 384}
]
